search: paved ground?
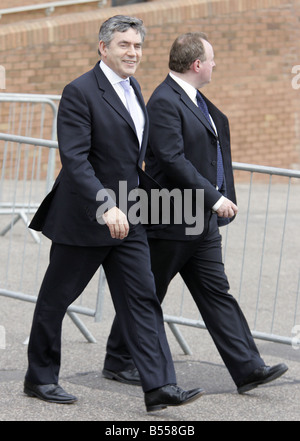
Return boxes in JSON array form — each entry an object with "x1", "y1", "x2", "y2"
[
  {"x1": 0, "y1": 182, "x2": 299, "y2": 424},
  {"x1": 0, "y1": 278, "x2": 299, "y2": 423}
]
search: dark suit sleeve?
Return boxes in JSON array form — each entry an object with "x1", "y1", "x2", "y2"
[
  {"x1": 147, "y1": 94, "x2": 222, "y2": 209},
  {"x1": 57, "y1": 82, "x2": 116, "y2": 219}
]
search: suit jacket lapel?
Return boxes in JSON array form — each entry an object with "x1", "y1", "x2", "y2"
[
  {"x1": 93, "y1": 63, "x2": 148, "y2": 164},
  {"x1": 93, "y1": 63, "x2": 137, "y2": 134},
  {"x1": 165, "y1": 75, "x2": 216, "y2": 138}
]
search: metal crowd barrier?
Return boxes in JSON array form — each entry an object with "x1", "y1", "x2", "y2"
[
  {"x1": 0, "y1": 94, "x2": 60, "y2": 240},
  {"x1": 163, "y1": 163, "x2": 300, "y2": 354},
  {"x1": 0, "y1": 131, "x2": 106, "y2": 343},
  {"x1": 0, "y1": 129, "x2": 300, "y2": 351}
]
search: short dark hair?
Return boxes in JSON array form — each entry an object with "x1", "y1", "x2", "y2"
[{"x1": 169, "y1": 32, "x2": 208, "y2": 73}]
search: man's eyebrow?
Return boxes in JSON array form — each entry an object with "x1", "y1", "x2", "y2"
[{"x1": 118, "y1": 39, "x2": 142, "y2": 45}]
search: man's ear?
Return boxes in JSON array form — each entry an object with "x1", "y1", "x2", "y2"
[
  {"x1": 98, "y1": 40, "x2": 106, "y2": 57},
  {"x1": 193, "y1": 59, "x2": 201, "y2": 73}
]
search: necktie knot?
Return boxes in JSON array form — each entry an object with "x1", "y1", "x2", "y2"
[{"x1": 120, "y1": 79, "x2": 130, "y2": 92}]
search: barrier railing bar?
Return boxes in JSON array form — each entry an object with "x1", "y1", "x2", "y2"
[
  {"x1": 0, "y1": 135, "x2": 56, "y2": 243},
  {"x1": 0, "y1": 0, "x2": 106, "y2": 18},
  {"x1": 163, "y1": 314, "x2": 300, "y2": 348},
  {"x1": 0, "y1": 288, "x2": 97, "y2": 343},
  {"x1": 236, "y1": 171, "x2": 252, "y2": 303},
  {"x1": 271, "y1": 177, "x2": 291, "y2": 333},
  {"x1": 295, "y1": 270, "x2": 300, "y2": 327},
  {"x1": 167, "y1": 322, "x2": 192, "y2": 356},
  {"x1": 232, "y1": 161, "x2": 300, "y2": 178},
  {"x1": 0, "y1": 133, "x2": 58, "y2": 149},
  {"x1": 2, "y1": 137, "x2": 299, "y2": 180},
  {"x1": 94, "y1": 267, "x2": 106, "y2": 322},
  {"x1": 1, "y1": 93, "x2": 61, "y2": 101},
  {"x1": 0, "y1": 98, "x2": 58, "y2": 193},
  {"x1": 253, "y1": 173, "x2": 272, "y2": 329},
  {"x1": 0, "y1": 96, "x2": 58, "y2": 111},
  {"x1": 2, "y1": 138, "x2": 299, "y2": 178}
]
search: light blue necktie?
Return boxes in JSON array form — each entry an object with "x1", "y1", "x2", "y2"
[
  {"x1": 196, "y1": 91, "x2": 224, "y2": 190},
  {"x1": 120, "y1": 80, "x2": 142, "y2": 145}
]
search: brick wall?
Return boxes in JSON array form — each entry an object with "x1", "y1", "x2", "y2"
[{"x1": 0, "y1": 0, "x2": 299, "y2": 171}]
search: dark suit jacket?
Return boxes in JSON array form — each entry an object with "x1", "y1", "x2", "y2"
[
  {"x1": 29, "y1": 62, "x2": 149, "y2": 246},
  {"x1": 145, "y1": 74, "x2": 237, "y2": 240}
]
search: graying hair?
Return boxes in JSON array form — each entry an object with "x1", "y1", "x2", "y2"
[{"x1": 98, "y1": 15, "x2": 146, "y2": 50}]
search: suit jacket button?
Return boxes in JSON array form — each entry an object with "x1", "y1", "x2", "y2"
[{"x1": 211, "y1": 160, "x2": 216, "y2": 166}]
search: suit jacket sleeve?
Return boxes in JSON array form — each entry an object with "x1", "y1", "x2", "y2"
[
  {"x1": 57, "y1": 82, "x2": 116, "y2": 218},
  {"x1": 147, "y1": 93, "x2": 222, "y2": 209}
]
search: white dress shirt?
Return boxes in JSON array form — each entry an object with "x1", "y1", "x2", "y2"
[
  {"x1": 169, "y1": 72, "x2": 224, "y2": 211},
  {"x1": 99, "y1": 61, "x2": 145, "y2": 146}
]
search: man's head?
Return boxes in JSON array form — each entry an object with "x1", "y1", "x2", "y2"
[
  {"x1": 98, "y1": 15, "x2": 146, "y2": 79},
  {"x1": 169, "y1": 32, "x2": 216, "y2": 88}
]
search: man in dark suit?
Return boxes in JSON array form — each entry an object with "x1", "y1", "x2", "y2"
[
  {"x1": 103, "y1": 32, "x2": 288, "y2": 394},
  {"x1": 24, "y1": 17, "x2": 204, "y2": 411}
]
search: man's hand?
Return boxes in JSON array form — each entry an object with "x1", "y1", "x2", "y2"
[
  {"x1": 102, "y1": 206, "x2": 129, "y2": 240},
  {"x1": 216, "y1": 197, "x2": 238, "y2": 218}
]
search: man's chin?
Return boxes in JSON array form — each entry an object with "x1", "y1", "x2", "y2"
[{"x1": 122, "y1": 61, "x2": 139, "y2": 75}]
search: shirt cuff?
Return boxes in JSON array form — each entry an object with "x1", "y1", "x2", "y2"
[{"x1": 212, "y1": 196, "x2": 225, "y2": 212}]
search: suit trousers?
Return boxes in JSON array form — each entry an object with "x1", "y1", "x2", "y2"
[
  {"x1": 25, "y1": 223, "x2": 176, "y2": 392},
  {"x1": 104, "y1": 214, "x2": 265, "y2": 386}
]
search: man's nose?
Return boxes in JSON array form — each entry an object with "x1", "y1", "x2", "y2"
[{"x1": 127, "y1": 45, "x2": 137, "y2": 56}]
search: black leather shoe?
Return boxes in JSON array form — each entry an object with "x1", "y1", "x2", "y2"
[
  {"x1": 237, "y1": 363, "x2": 288, "y2": 394},
  {"x1": 24, "y1": 380, "x2": 78, "y2": 404},
  {"x1": 102, "y1": 367, "x2": 141, "y2": 386},
  {"x1": 145, "y1": 384, "x2": 204, "y2": 412}
]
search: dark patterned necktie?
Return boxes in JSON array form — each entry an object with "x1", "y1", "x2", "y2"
[{"x1": 196, "y1": 91, "x2": 224, "y2": 190}]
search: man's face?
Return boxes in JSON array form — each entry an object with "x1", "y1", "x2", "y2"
[
  {"x1": 99, "y1": 28, "x2": 143, "y2": 78},
  {"x1": 198, "y1": 39, "x2": 216, "y2": 87}
]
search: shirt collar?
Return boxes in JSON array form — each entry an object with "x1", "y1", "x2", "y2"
[
  {"x1": 99, "y1": 60, "x2": 129, "y2": 85},
  {"x1": 169, "y1": 72, "x2": 197, "y2": 106}
]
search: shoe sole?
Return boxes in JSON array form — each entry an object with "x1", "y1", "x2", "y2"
[
  {"x1": 237, "y1": 365, "x2": 288, "y2": 394},
  {"x1": 24, "y1": 387, "x2": 77, "y2": 404},
  {"x1": 146, "y1": 389, "x2": 205, "y2": 412},
  {"x1": 102, "y1": 369, "x2": 141, "y2": 386}
]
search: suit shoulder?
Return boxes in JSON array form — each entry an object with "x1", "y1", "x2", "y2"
[
  {"x1": 147, "y1": 80, "x2": 179, "y2": 108},
  {"x1": 58, "y1": 68, "x2": 98, "y2": 117},
  {"x1": 150, "y1": 80, "x2": 171, "y2": 96},
  {"x1": 65, "y1": 69, "x2": 95, "y2": 90}
]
